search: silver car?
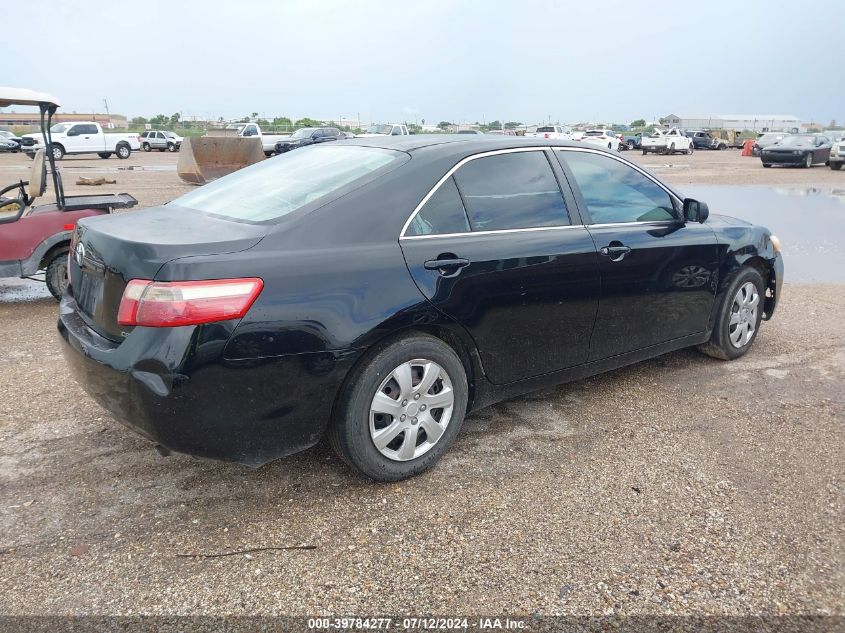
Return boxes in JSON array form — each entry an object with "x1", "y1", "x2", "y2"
[{"x1": 139, "y1": 130, "x2": 182, "y2": 152}]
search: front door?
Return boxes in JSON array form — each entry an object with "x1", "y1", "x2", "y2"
[
  {"x1": 400, "y1": 149, "x2": 600, "y2": 384},
  {"x1": 555, "y1": 148, "x2": 719, "y2": 361}
]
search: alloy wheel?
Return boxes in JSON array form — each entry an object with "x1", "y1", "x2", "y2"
[
  {"x1": 805, "y1": 153, "x2": 813, "y2": 168},
  {"x1": 729, "y1": 281, "x2": 759, "y2": 348},
  {"x1": 369, "y1": 358, "x2": 454, "y2": 461}
]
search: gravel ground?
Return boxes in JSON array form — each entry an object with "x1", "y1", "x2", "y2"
[{"x1": 0, "y1": 148, "x2": 843, "y2": 618}]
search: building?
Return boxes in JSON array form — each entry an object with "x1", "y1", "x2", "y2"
[
  {"x1": 662, "y1": 114, "x2": 804, "y2": 133},
  {"x1": 0, "y1": 111, "x2": 128, "y2": 131}
]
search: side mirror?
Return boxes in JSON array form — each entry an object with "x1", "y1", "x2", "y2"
[{"x1": 683, "y1": 198, "x2": 709, "y2": 224}]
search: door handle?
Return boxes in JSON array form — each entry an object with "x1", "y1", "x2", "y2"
[
  {"x1": 600, "y1": 243, "x2": 632, "y2": 261},
  {"x1": 424, "y1": 256, "x2": 470, "y2": 277}
]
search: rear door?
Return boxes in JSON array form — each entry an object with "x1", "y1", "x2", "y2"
[
  {"x1": 400, "y1": 148, "x2": 600, "y2": 385},
  {"x1": 555, "y1": 148, "x2": 719, "y2": 360}
]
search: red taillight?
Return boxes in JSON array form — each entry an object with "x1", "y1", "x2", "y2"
[
  {"x1": 117, "y1": 278, "x2": 263, "y2": 327},
  {"x1": 544, "y1": 133, "x2": 550, "y2": 138}
]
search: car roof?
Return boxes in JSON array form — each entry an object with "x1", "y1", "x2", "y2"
[{"x1": 338, "y1": 134, "x2": 586, "y2": 154}]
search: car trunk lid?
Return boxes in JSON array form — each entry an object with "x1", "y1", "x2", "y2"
[{"x1": 69, "y1": 205, "x2": 266, "y2": 341}]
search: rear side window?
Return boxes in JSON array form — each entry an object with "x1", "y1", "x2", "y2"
[
  {"x1": 171, "y1": 145, "x2": 403, "y2": 222},
  {"x1": 560, "y1": 151, "x2": 676, "y2": 224},
  {"x1": 453, "y1": 151, "x2": 569, "y2": 231},
  {"x1": 406, "y1": 177, "x2": 470, "y2": 236}
]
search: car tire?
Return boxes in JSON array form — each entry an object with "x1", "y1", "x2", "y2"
[
  {"x1": 831, "y1": 162, "x2": 843, "y2": 171},
  {"x1": 50, "y1": 144, "x2": 65, "y2": 160},
  {"x1": 328, "y1": 334, "x2": 468, "y2": 481},
  {"x1": 719, "y1": 144, "x2": 727, "y2": 150},
  {"x1": 167, "y1": 143, "x2": 177, "y2": 152},
  {"x1": 804, "y1": 153, "x2": 813, "y2": 168},
  {"x1": 686, "y1": 145, "x2": 693, "y2": 155},
  {"x1": 142, "y1": 142, "x2": 151, "y2": 152},
  {"x1": 698, "y1": 266, "x2": 765, "y2": 361},
  {"x1": 669, "y1": 143, "x2": 675, "y2": 154},
  {"x1": 97, "y1": 152, "x2": 111, "y2": 159},
  {"x1": 116, "y1": 144, "x2": 131, "y2": 159},
  {"x1": 45, "y1": 248, "x2": 69, "y2": 301},
  {"x1": 642, "y1": 149, "x2": 647, "y2": 155},
  {"x1": 762, "y1": 163, "x2": 772, "y2": 168},
  {"x1": 627, "y1": 140, "x2": 635, "y2": 150}
]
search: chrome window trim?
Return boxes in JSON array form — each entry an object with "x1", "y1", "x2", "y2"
[
  {"x1": 398, "y1": 145, "x2": 683, "y2": 241},
  {"x1": 399, "y1": 146, "x2": 560, "y2": 239},
  {"x1": 401, "y1": 224, "x2": 587, "y2": 241}
]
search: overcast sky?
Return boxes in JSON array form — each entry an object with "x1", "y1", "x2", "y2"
[{"x1": 4, "y1": 0, "x2": 844, "y2": 126}]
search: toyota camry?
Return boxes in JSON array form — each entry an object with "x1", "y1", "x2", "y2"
[{"x1": 59, "y1": 136, "x2": 784, "y2": 481}]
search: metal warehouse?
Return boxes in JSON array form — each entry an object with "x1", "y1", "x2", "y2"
[{"x1": 662, "y1": 114, "x2": 804, "y2": 133}]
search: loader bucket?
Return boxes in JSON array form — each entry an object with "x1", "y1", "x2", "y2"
[{"x1": 177, "y1": 136, "x2": 265, "y2": 185}]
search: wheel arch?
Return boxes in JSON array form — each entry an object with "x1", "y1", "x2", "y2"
[
  {"x1": 333, "y1": 323, "x2": 484, "y2": 424},
  {"x1": 38, "y1": 238, "x2": 70, "y2": 270}
]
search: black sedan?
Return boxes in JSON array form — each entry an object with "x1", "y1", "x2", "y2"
[
  {"x1": 760, "y1": 133, "x2": 832, "y2": 168},
  {"x1": 274, "y1": 126, "x2": 342, "y2": 153},
  {"x1": 59, "y1": 137, "x2": 784, "y2": 481}
]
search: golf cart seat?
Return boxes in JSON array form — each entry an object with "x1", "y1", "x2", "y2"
[{"x1": 29, "y1": 149, "x2": 47, "y2": 200}]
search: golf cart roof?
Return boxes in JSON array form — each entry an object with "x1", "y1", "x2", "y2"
[{"x1": 0, "y1": 87, "x2": 61, "y2": 108}]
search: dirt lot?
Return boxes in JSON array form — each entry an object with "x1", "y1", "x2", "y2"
[{"x1": 0, "y1": 148, "x2": 843, "y2": 619}]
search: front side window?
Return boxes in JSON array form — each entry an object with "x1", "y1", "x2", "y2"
[
  {"x1": 453, "y1": 151, "x2": 569, "y2": 231},
  {"x1": 561, "y1": 151, "x2": 676, "y2": 224},
  {"x1": 406, "y1": 177, "x2": 470, "y2": 236},
  {"x1": 171, "y1": 145, "x2": 404, "y2": 222}
]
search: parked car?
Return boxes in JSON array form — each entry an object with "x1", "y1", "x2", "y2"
[
  {"x1": 579, "y1": 130, "x2": 622, "y2": 151},
  {"x1": 274, "y1": 127, "x2": 343, "y2": 153},
  {"x1": 21, "y1": 122, "x2": 140, "y2": 160},
  {"x1": 0, "y1": 130, "x2": 22, "y2": 151},
  {"x1": 621, "y1": 132, "x2": 643, "y2": 150},
  {"x1": 457, "y1": 130, "x2": 484, "y2": 135},
  {"x1": 140, "y1": 130, "x2": 182, "y2": 152},
  {"x1": 59, "y1": 136, "x2": 783, "y2": 481},
  {"x1": 357, "y1": 123, "x2": 410, "y2": 137},
  {"x1": 760, "y1": 134, "x2": 832, "y2": 168},
  {"x1": 529, "y1": 125, "x2": 570, "y2": 139},
  {"x1": 225, "y1": 123, "x2": 290, "y2": 156},
  {"x1": 752, "y1": 132, "x2": 788, "y2": 157},
  {"x1": 685, "y1": 130, "x2": 719, "y2": 150},
  {"x1": 829, "y1": 136, "x2": 844, "y2": 171},
  {"x1": 641, "y1": 128, "x2": 694, "y2": 155},
  {"x1": 487, "y1": 129, "x2": 517, "y2": 136}
]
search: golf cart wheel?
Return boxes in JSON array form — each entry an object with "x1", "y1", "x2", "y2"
[
  {"x1": 98, "y1": 152, "x2": 111, "y2": 159},
  {"x1": 45, "y1": 248, "x2": 69, "y2": 300},
  {"x1": 142, "y1": 142, "x2": 151, "y2": 152},
  {"x1": 116, "y1": 144, "x2": 131, "y2": 159}
]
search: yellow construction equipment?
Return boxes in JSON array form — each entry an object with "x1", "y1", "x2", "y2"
[{"x1": 177, "y1": 129, "x2": 265, "y2": 185}]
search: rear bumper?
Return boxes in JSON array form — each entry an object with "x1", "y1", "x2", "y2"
[{"x1": 58, "y1": 293, "x2": 358, "y2": 467}]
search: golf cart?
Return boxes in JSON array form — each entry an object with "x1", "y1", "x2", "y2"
[{"x1": 0, "y1": 88, "x2": 137, "y2": 299}]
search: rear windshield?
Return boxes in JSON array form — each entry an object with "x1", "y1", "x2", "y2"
[
  {"x1": 536, "y1": 126, "x2": 556, "y2": 133},
  {"x1": 171, "y1": 145, "x2": 402, "y2": 222}
]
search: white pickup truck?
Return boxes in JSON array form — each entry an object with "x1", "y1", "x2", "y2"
[
  {"x1": 529, "y1": 125, "x2": 571, "y2": 139},
  {"x1": 21, "y1": 122, "x2": 141, "y2": 160},
  {"x1": 356, "y1": 123, "x2": 410, "y2": 138},
  {"x1": 227, "y1": 123, "x2": 291, "y2": 155},
  {"x1": 640, "y1": 128, "x2": 694, "y2": 155}
]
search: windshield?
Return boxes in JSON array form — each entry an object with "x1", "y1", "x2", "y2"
[
  {"x1": 291, "y1": 128, "x2": 315, "y2": 138},
  {"x1": 171, "y1": 145, "x2": 402, "y2": 222},
  {"x1": 780, "y1": 135, "x2": 814, "y2": 147},
  {"x1": 366, "y1": 124, "x2": 392, "y2": 135},
  {"x1": 163, "y1": 131, "x2": 177, "y2": 138},
  {"x1": 50, "y1": 124, "x2": 70, "y2": 133}
]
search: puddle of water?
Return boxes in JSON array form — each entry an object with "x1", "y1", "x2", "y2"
[
  {"x1": 0, "y1": 277, "x2": 53, "y2": 303},
  {"x1": 683, "y1": 185, "x2": 845, "y2": 283}
]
